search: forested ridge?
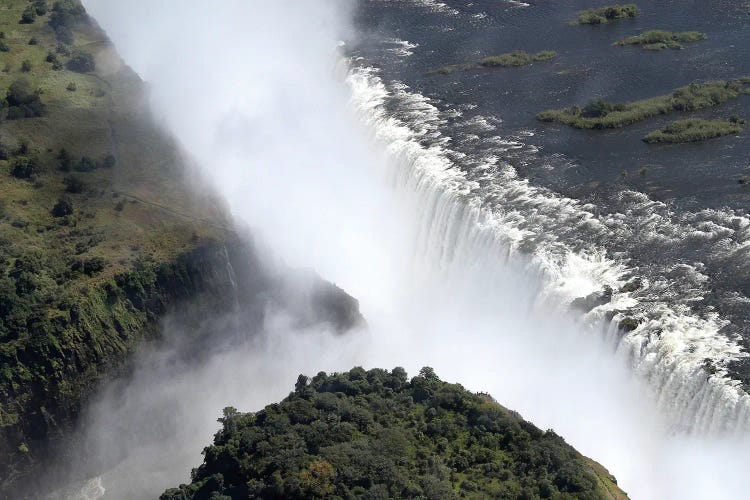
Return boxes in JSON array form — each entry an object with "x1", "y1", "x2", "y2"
[{"x1": 163, "y1": 368, "x2": 627, "y2": 500}]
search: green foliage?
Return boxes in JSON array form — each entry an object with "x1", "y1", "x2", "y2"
[
  {"x1": 434, "y1": 51, "x2": 556, "y2": 75},
  {"x1": 20, "y1": 6, "x2": 37, "y2": 24},
  {"x1": 52, "y1": 196, "x2": 74, "y2": 217},
  {"x1": 34, "y1": 0, "x2": 49, "y2": 16},
  {"x1": 71, "y1": 154, "x2": 114, "y2": 172},
  {"x1": 49, "y1": 0, "x2": 87, "y2": 43},
  {"x1": 537, "y1": 79, "x2": 749, "y2": 129},
  {"x1": 615, "y1": 30, "x2": 707, "y2": 50},
  {"x1": 576, "y1": 4, "x2": 639, "y2": 25},
  {"x1": 11, "y1": 157, "x2": 41, "y2": 180},
  {"x1": 20, "y1": 60, "x2": 32, "y2": 73},
  {"x1": 4, "y1": 79, "x2": 45, "y2": 119},
  {"x1": 161, "y1": 368, "x2": 626, "y2": 500},
  {"x1": 643, "y1": 118, "x2": 744, "y2": 143},
  {"x1": 480, "y1": 50, "x2": 558, "y2": 68},
  {"x1": 66, "y1": 49, "x2": 95, "y2": 73},
  {"x1": 0, "y1": 39, "x2": 9, "y2": 53},
  {"x1": 63, "y1": 175, "x2": 87, "y2": 193}
]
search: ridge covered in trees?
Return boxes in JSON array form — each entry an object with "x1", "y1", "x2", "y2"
[{"x1": 162, "y1": 368, "x2": 627, "y2": 500}]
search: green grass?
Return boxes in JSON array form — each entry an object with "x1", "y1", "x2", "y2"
[
  {"x1": 432, "y1": 50, "x2": 557, "y2": 75},
  {"x1": 615, "y1": 30, "x2": 707, "y2": 50},
  {"x1": 161, "y1": 368, "x2": 629, "y2": 500},
  {"x1": 575, "y1": 4, "x2": 639, "y2": 25},
  {"x1": 537, "y1": 79, "x2": 750, "y2": 129},
  {"x1": 643, "y1": 118, "x2": 744, "y2": 143}
]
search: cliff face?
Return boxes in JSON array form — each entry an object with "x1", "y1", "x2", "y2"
[
  {"x1": 0, "y1": 0, "x2": 363, "y2": 491},
  {"x1": 161, "y1": 368, "x2": 629, "y2": 500}
]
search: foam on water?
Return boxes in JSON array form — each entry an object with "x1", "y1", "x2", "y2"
[{"x1": 344, "y1": 63, "x2": 750, "y2": 435}]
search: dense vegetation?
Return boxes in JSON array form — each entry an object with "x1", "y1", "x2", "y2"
[
  {"x1": 614, "y1": 30, "x2": 707, "y2": 50},
  {"x1": 575, "y1": 4, "x2": 639, "y2": 25},
  {"x1": 537, "y1": 79, "x2": 750, "y2": 129},
  {"x1": 480, "y1": 51, "x2": 557, "y2": 68},
  {"x1": 432, "y1": 51, "x2": 556, "y2": 75},
  {"x1": 0, "y1": 0, "x2": 240, "y2": 489},
  {"x1": 643, "y1": 117, "x2": 745, "y2": 143},
  {"x1": 162, "y1": 368, "x2": 627, "y2": 500}
]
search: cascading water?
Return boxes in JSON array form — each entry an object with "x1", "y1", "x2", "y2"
[
  {"x1": 343, "y1": 64, "x2": 750, "y2": 436},
  {"x1": 222, "y1": 245, "x2": 243, "y2": 343},
  {"x1": 74, "y1": 1, "x2": 750, "y2": 498}
]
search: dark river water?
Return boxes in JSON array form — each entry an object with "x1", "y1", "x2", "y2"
[{"x1": 352, "y1": 0, "x2": 750, "y2": 384}]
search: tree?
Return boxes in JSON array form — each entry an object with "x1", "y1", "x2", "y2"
[
  {"x1": 63, "y1": 175, "x2": 86, "y2": 194},
  {"x1": 34, "y1": 0, "x2": 49, "y2": 16},
  {"x1": 66, "y1": 50, "x2": 95, "y2": 72},
  {"x1": 300, "y1": 460, "x2": 335, "y2": 498},
  {"x1": 5, "y1": 79, "x2": 45, "y2": 118},
  {"x1": 52, "y1": 197, "x2": 74, "y2": 217},
  {"x1": 11, "y1": 157, "x2": 41, "y2": 180},
  {"x1": 20, "y1": 6, "x2": 37, "y2": 24}
]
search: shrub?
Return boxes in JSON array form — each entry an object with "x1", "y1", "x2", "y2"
[
  {"x1": 63, "y1": 175, "x2": 87, "y2": 193},
  {"x1": 16, "y1": 139, "x2": 30, "y2": 156},
  {"x1": 74, "y1": 156, "x2": 97, "y2": 172},
  {"x1": 66, "y1": 50, "x2": 95, "y2": 73},
  {"x1": 49, "y1": 0, "x2": 86, "y2": 42},
  {"x1": 34, "y1": 0, "x2": 49, "y2": 16},
  {"x1": 52, "y1": 197, "x2": 74, "y2": 217},
  {"x1": 20, "y1": 6, "x2": 37, "y2": 24},
  {"x1": 72, "y1": 257, "x2": 105, "y2": 276},
  {"x1": 100, "y1": 154, "x2": 116, "y2": 168},
  {"x1": 20, "y1": 60, "x2": 32, "y2": 73},
  {"x1": 28, "y1": 37, "x2": 38, "y2": 45},
  {"x1": 57, "y1": 148, "x2": 73, "y2": 171},
  {"x1": 66, "y1": 82, "x2": 77, "y2": 91},
  {"x1": 5, "y1": 79, "x2": 45, "y2": 118},
  {"x1": 56, "y1": 43, "x2": 70, "y2": 56},
  {"x1": 0, "y1": 40, "x2": 8, "y2": 53},
  {"x1": 11, "y1": 157, "x2": 41, "y2": 180}
]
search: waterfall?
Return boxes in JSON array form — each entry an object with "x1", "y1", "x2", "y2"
[
  {"x1": 343, "y1": 64, "x2": 750, "y2": 436},
  {"x1": 222, "y1": 245, "x2": 243, "y2": 344}
]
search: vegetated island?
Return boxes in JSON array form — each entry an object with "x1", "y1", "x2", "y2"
[
  {"x1": 643, "y1": 116, "x2": 745, "y2": 143},
  {"x1": 432, "y1": 50, "x2": 557, "y2": 75},
  {"x1": 615, "y1": 30, "x2": 707, "y2": 51},
  {"x1": 537, "y1": 79, "x2": 750, "y2": 129},
  {"x1": 574, "y1": 4, "x2": 639, "y2": 25},
  {"x1": 161, "y1": 367, "x2": 628, "y2": 500}
]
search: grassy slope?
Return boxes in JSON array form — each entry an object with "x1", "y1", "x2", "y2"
[
  {"x1": 162, "y1": 368, "x2": 629, "y2": 500},
  {"x1": 0, "y1": 0, "x2": 232, "y2": 486}
]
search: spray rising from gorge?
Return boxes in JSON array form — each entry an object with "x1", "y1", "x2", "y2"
[{"x1": 78, "y1": 1, "x2": 750, "y2": 498}]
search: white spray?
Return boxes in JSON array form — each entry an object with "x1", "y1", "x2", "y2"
[{"x1": 77, "y1": 1, "x2": 750, "y2": 499}]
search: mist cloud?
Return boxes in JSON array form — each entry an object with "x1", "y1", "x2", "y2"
[{"x1": 68, "y1": 1, "x2": 750, "y2": 499}]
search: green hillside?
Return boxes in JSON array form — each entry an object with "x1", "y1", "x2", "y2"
[
  {"x1": 163, "y1": 368, "x2": 628, "y2": 500},
  {"x1": 0, "y1": 0, "x2": 236, "y2": 487}
]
